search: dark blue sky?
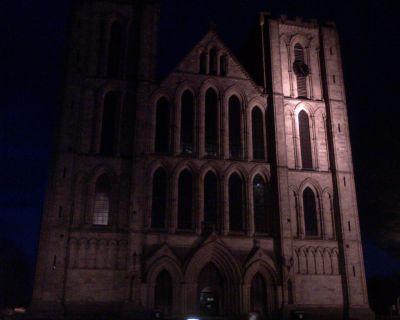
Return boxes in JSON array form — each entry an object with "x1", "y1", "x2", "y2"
[{"x1": 2, "y1": 0, "x2": 400, "y2": 287}]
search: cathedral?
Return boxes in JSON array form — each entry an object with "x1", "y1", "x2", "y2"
[{"x1": 30, "y1": 0, "x2": 374, "y2": 319}]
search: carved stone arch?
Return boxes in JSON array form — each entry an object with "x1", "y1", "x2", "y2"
[
  {"x1": 299, "y1": 179, "x2": 323, "y2": 238},
  {"x1": 248, "y1": 165, "x2": 271, "y2": 184},
  {"x1": 171, "y1": 159, "x2": 198, "y2": 181},
  {"x1": 89, "y1": 164, "x2": 118, "y2": 185},
  {"x1": 146, "y1": 255, "x2": 183, "y2": 315},
  {"x1": 323, "y1": 248, "x2": 333, "y2": 275},
  {"x1": 315, "y1": 247, "x2": 325, "y2": 274},
  {"x1": 243, "y1": 259, "x2": 279, "y2": 314},
  {"x1": 171, "y1": 160, "x2": 198, "y2": 231},
  {"x1": 149, "y1": 88, "x2": 172, "y2": 108},
  {"x1": 248, "y1": 96, "x2": 267, "y2": 113},
  {"x1": 306, "y1": 246, "x2": 317, "y2": 274},
  {"x1": 223, "y1": 84, "x2": 247, "y2": 109},
  {"x1": 199, "y1": 78, "x2": 222, "y2": 97},
  {"x1": 289, "y1": 33, "x2": 311, "y2": 50},
  {"x1": 86, "y1": 165, "x2": 118, "y2": 226},
  {"x1": 223, "y1": 163, "x2": 248, "y2": 182},
  {"x1": 199, "y1": 162, "x2": 221, "y2": 181},
  {"x1": 146, "y1": 255, "x2": 184, "y2": 285},
  {"x1": 298, "y1": 247, "x2": 308, "y2": 274},
  {"x1": 175, "y1": 82, "x2": 196, "y2": 101},
  {"x1": 331, "y1": 248, "x2": 340, "y2": 274},
  {"x1": 146, "y1": 158, "x2": 171, "y2": 179},
  {"x1": 299, "y1": 177, "x2": 323, "y2": 197},
  {"x1": 280, "y1": 33, "x2": 290, "y2": 46},
  {"x1": 294, "y1": 101, "x2": 314, "y2": 117},
  {"x1": 184, "y1": 240, "x2": 242, "y2": 314}
]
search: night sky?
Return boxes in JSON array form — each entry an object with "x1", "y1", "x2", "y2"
[{"x1": 2, "y1": 0, "x2": 400, "y2": 306}]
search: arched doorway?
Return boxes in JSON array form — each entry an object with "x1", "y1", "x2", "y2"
[
  {"x1": 198, "y1": 263, "x2": 223, "y2": 316},
  {"x1": 250, "y1": 273, "x2": 268, "y2": 316},
  {"x1": 155, "y1": 270, "x2": 173, "y2": 315}
]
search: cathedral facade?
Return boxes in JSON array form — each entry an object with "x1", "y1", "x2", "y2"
[{"x1": 31, "y1": 1, "x2": 373, "y2": 319}]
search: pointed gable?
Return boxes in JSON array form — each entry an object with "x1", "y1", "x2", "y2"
[{"x1": 166, "y1": 29, "x2": 260, "y2": 86}]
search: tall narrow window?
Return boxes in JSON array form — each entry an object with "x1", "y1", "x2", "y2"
[
  {"x1": 180, "y1": 90, "x2": 195, "y2": 154},
  {"x1": 155, "y1": 98, "x2": 170, "y2": 153},
  {"x1": 250, "y1": 273, "x2": 267, "y2": 315},
  {"x1": 100, "y1": 92, "x2": 118, "y2": 155},
  {"x1": 229, "y1": 96, "x2": 242, "y2": 159},
  {"x1": 303, "y1": 187, "x2": 318, "y2": 236},
  {"x1": 299, "y1": 110, "x2": 313, "y2": 169},
  {"x1": 294, "y1": 43, "x2": 307, "y2": 97},
  {"x1": 93, "y1": 175, "x2": 110, "y2": 226},
  {"x1": 229, "y1": 173, "x2": 244, "y2": 232},
  {"x1": 204, "y1": 171, "x2": 218, "y2": 229},
  {"x1": 178, "y1": 170, "x2": 193, "y2": 230},
  {"x1": 107, "y1": 22, "x2": 123, "y2": 78},
  {"x1": 252, "y1": 107, "x2": 265, "y2": 160},
  {"x1": 220, "y1": 55, "x2": 227, "y2": 76},
  {"x1": 151, "y1": 168, "x2": 167, "y2": 229},
  {"x1": 199, "y1": 51, "x2": 207, "y2": 74},
  {"x1": 155, "y1": 270, "x2": 173, "y2": 315},
  {"x1": 253, "y1": 175, "x2": 270, "y2": 234},
  {"x1": 205, "y1": 88, "x2": 218, "y2": 156},
  {"x1": 209, "y1": 48, "x2": 217, "y2": 75}
]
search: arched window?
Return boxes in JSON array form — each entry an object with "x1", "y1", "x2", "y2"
[
  {"x1": 151, "y1": 168, "x2": 167, "y2": 229},
  {"x1": 205, "y1": 88, "x2": 218, "y2": 156},
  {"x1": 93, "y1": 175, "x2": 111, "y2": 225},
  {"x1": 250, "y1": 273, "x2": 267, "y2": 315},
  {"x1": 294, "y1": 43, "x2": 307, "y2": 97},
  {"x1": 178, "y1": 170, "x2": 193, "y2": 230},
  {"x1": 298, "y1": 110, "x2": 313, "y2": 169},
  {"x1": 155, "y1": 98, "x2": 170, "y2": 153},
  {"x1": 303, "y1": 187, "x2": 319, "y2": 236},
  {"x1": 204, "y1": 171, "x2": 218, "y2": 229},
  {"x1": 220, "y1": 55, "x2": 227, "y2": 76},
  {"x1": 199, "y1": 51, "x2": 207, "y2": 74},
  {"x1": 252, "y1": 107, "x2": 265, "y2": 160},
  {"x1": 229, "y1": 173, "x2": 244, "y2": 232},
  {"x1": 100, "y1": 92, "x2": 118, "y2": 155},
  {"x1": 209, "y1": 48, "x2": 217, "y2": 75},
  {"x1": 180, "y1": 90, "x2": 195, "y2": 154},
  {"x1": 229, "y1": 96, "x2": 242, "y2": 159},
  {"x1": 253, "y1": 175, "x2": 271, "y2": 234},
  {"x1": 155, "y1": 270, "x2": 173, "y2": 315},
  {"x1": 107, "y1": 22, "x2": 123, "y2": 78}
]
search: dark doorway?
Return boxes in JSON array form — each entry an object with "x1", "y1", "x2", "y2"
[
  {"x1": 198, "y1": 263, "x2": 222, "y2": 316},
  {"x1": 250, "y1": 273, "x2": 267, "y2": 316}
]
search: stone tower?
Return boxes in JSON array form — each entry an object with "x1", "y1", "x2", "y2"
[
  {"x1": 30, "y1": 0, "x2": 160, "y2": 317},
  {"x1": 31, "y1": 3, "x2": 373, "y2": 319},
  {"x1": 261, "y1": 13, "x2": 373, "y2": 319}
]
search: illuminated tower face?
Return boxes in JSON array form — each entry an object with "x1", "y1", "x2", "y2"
[{"x1": 265, "y1": 15, "x2": 373, "y2": 319}]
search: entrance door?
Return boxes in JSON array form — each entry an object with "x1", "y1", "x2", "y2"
[
  {"x1": 198, "y1": 263, "x2": 223, "y2": 316},
  {"x1": 250, "y1": 273, "x2": 267, "y2": 316}
]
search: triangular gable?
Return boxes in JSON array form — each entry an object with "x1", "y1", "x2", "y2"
[
  {"x1": 244, "y1": 244, "x2": 277, "y2": 271},
  {"x1": 160, "y1": 29, "x2": 262, "y2": 90},
  {"x1": 145, "y1": 243, "x2": 181, "y2": 269}
]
